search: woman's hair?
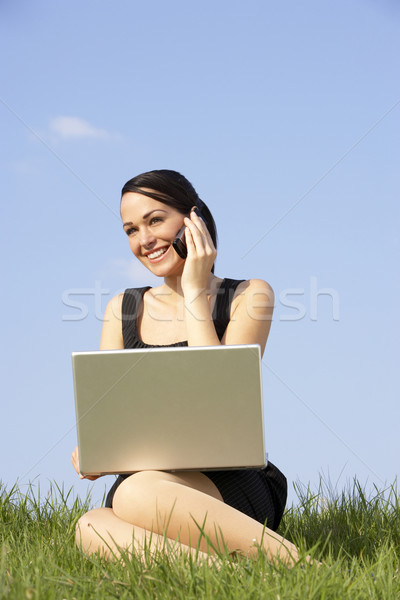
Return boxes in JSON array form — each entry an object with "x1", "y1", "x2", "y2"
[{"x1": 121, "y1": 169, "x2": 218, "y2": 272}]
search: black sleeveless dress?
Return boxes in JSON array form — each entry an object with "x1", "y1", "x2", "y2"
[{"x1": 105, "y1": 278, "x2": 287, "y2": 531}]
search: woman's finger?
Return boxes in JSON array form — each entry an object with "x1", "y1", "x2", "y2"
[
  {"x1": 184, "y1": 217, "x2": 206, "y2": 252},
  {"x1": 71, "y1": 446, "x2": 84, "y2": 478},
  {"x1": 190, "y1": 210, "x2": 216, "y2": 250},
  {"x1": 186, "y1": 211, "x2": 214, "y2": 251}
]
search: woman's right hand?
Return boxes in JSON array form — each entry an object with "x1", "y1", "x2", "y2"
[
  {"x1": 71, "y1": 446, "x2": 101, "y2": 481},
  {"x1": 181, "y1": 208, "x2": 217, "y2": 296}
]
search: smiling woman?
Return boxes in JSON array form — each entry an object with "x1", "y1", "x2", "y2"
[
  {"x1": 71, "y1": 169, "x2": 299, "y2": 565},
  {"x1": 121, "y1": 195, "x2": 188, "y2": 275}
]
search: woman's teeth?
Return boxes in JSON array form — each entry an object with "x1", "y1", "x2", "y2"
[{"x1": 148, "y1": 247, "x2": 168, "y2": 260}]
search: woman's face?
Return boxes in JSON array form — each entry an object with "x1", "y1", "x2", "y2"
[{"x1": 120, "y1": 191, "x2": 186, "y2": 277}]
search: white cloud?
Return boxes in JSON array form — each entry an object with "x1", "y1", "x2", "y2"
[{"x1": 49, "y1": 116, "x2": 113, "y2": 140}]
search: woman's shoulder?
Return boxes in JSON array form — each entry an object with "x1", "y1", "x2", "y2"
[
  {"x1": 230, "y1": 278, "x2": 274, "y2": 315},
  {"x1": 230, "y1": 278, "x2": 274, "y2": 299},
  {"x1": 104, "y1": 293, "x2": 124, "y2": 321},
  {"x1": 100, "y1": 293, "x2": 125, "y2": 350},
  {"x1": 221, "y1": 278, "x2": 274, "y2": 352},
  {"x1": 105, "y1": 286, "x2": 152, "y2": 317}
]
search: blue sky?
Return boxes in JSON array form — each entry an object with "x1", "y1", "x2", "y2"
[{"x1": 1, "y1": 0, "x2": 399, "y2": 507}]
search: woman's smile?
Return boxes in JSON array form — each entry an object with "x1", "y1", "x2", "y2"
[{"x1": 145, "y1": 245, "x2": 171, "y2": 263}]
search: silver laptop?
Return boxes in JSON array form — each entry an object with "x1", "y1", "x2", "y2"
[{"x1": 72, "y1": 345, "x2": 266, "y2": 476}]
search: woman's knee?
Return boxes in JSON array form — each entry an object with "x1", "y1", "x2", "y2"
[
  {"x1": 113, "y1": 471, "x2": 171, "y2": 523},
  {"x1": 113, "y1": 471, "x2": 164, "y2": 504},
  {"x1": 112, "y1": 470, "x2": 223, "y2": 528},
  {"x1": 75, "y1": 508, "x2": 111, "y2": 551}
]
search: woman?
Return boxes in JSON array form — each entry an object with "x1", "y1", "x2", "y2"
[{"x1": 72, "y1": 169, "x2": 298, "y2": 564}]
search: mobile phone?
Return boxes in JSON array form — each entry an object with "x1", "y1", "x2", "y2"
[
  {"x1": 172, "y1": 224, "x2": 188, "y2": 259},
  {"x1": 172, "y1": 207, "x2": 202, "y2": 259}
]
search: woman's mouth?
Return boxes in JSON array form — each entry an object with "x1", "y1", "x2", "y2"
[{"x1": 146, "y1": 245, "x2": 170, "y2": 263}]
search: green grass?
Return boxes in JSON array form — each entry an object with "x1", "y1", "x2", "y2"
[{"x1": 1, "y1": 479, "x2": 399, "y2": 599}]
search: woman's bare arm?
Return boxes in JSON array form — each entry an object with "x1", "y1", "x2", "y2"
[
  {"x1": 222, "y1": 279, "x2": 274, "y2": 356},
  {"x1": 99, "y1": 294, "x2": 124, "y2": 350},
  {"x1": 185, "y1": 279, "x2": 274, "y2": 356}
]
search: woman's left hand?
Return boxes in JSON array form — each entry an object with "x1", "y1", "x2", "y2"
[
  {"x1": 71, "y1": 446, "x2": 101, "y2": 481},
  {"x1": 181, "y1": 208, "x2": 217, "y2": 296}
]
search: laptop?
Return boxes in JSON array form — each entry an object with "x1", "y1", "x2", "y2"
[{"x1": 72, "y1": 344, "x2": 266, "y2": 476}]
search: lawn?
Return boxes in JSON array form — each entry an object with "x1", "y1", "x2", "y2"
[{"x1": 1, "y1": 479, "x2": 399, "y2": 599}]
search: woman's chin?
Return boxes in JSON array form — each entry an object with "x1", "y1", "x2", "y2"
[{"x1": 142, "y1": 257, "x2": 184, "y2": 278}]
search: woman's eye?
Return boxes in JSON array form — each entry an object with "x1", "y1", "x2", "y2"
[{"x1": 125, "y1": 217, "x2": 162, "y2": 236}]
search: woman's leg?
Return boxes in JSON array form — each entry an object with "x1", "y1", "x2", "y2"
[
  {"x1": 75, "y1": 507, "x2": 213, "y2": 562},
  {"x1": 113, "y1": 470, "x2": 299, "y2": 564}
]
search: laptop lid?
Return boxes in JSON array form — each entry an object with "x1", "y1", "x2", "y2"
[{"x1": 72, "y1": 345, "x2": 266, "y2": 476}]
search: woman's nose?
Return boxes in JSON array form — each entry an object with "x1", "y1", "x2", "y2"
[{"x1": 138, "y1": 227, "x2": 156, "y2": 247}]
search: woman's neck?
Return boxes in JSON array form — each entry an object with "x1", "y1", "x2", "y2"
[{"x1": 161, "y1": 273, "x2": 220, "y2": 299}]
